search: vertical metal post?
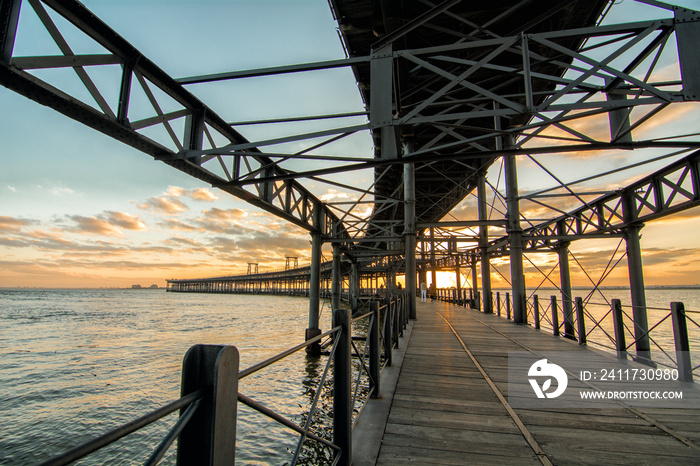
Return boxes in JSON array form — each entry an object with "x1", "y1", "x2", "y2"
[
  {"x1": 477, "y1": 174, "x2": 493, "y2": 313},
  {"x1": 611, "y1": 299, "x2": 627, "y2": 359},
  {"x1": 393, "y1": 298, "x2": 400, "y2": 348},
  {"x1": 178, "y1": 345, "x2": 239, "y2": 466},
  {"x1": 332, "y1": 243, "x2": 341, "y2": 318},
  {"x1": 183, "y1": 110, "x2": 205, "y2": 166},
  {"x1": 675, "y1": 7, "x2": 700, "y2": 101},
  {"x1": 497, "y1": 292, "x2": 501, "y2": 316},
  {"x1": 369, "y1": 301, "x2": 380, "y2": 398},
  {"x1": 551, "y1": 296, "x2": 559, "y2": 336},
  {"x1": 671, "y1": 302, "x2": 693, "y2": 382},
  {"x1": 384, "y1": 301, "x2": 394, "y2": 367},
  {"x1": 506, "y1": 292, "x2": 511, "y2": 320},
  {"x1": 404, "y1": 161, "x2": 417, "y2": 320},
  {"x1": 370, "y1": 43, "x2": 398, "y2": 160},
  {"x1": 0, "y1": 0, "x2": 21, "y2": 63},
  {"x1": 349, "y1": 262, "x2": 359, "y2": 313},
  {"x1": 307, "y1": 209, "x2": 323, "y2": 356},
  {"x1": 534, "y1": 295, "x2": 540, "y2": 330},
  {"x1": 625, "y1": 223, "x2": 652, "y2": 363},
  {"x1": 333, "y1": 308, "x2": 352, "y2": 465},
  {"x1": 117, "y1": 60, "x2": 134, "y2": 126},
  {"x1": 558, "y1": 237, "x2": 575, "y2": 340},
  {"x1": 575, "y1": 297, "x2": 586, "y2": 345},
  {"x1": 470, "y1": 251, "x2": 478, "y2": 308},
  {"x1": 504, "y1": 145, "x2": 527, "y2": 324},
  {"x1": 430, "y1": 227, "x2": 437, "y2": 292},
  {"x1": 455, "y1": 260, "x2": 462, "y2": 306}
]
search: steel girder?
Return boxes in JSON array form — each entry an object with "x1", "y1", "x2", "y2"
[
  {"x1": 0, "y1": 0, "x2": 345, "y2": 238},
  {"x1": 3, "y1": 0, "x2": 700, "y2": 267},
  {"x1": 491, "y1": 148, "x2": 700, "y2": 256}
]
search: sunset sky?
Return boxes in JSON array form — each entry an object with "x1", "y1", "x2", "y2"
[{"x1": 2, "y1": 0, "x2": 700, "y2": 289}]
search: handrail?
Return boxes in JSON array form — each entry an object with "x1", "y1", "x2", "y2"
[
  {"x1": 291, "y1": 333, "x2": 343, "y2": 464},
  {"x1": 239, "y1": 326, "x2": 340, "y2": 378},
  {"x1": 144, "y1": 398, "x2": 202, "y2": 466},
  {"x1": 38, "y1": 389, "x2": 203, "y2": 466},
  {"x1": 432, "y1": 286, "x2": 698, "y2": 382},
  {"x1": 238, "y1": 392, "x2": 339, "y2": 452}
]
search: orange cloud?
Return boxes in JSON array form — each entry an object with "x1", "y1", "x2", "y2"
[
  {"x1": 138, "y1": 196, "x2": 188, "y2": 214},
  {"x1": 67, "y1": 215, "x2": 123, "y2": 236},
  {"x1": 158, "y1": 218, "x2": 199, "y2": 231},
  {"x1": 105, "y1": 211, "x2": 147, "y2": 231},
  {"x1": 203, "y1": 207, "x2": 248, "y2": 220},
  {"x1": 190, "y1": 187, "x2": 218, "y2": 201},
  {"x1": 0, "y1": 216, "x2": 34, "y2": 232}
]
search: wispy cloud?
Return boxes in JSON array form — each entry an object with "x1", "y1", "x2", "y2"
[
  {"x1": 64, "y1": 211, "x2": 146, "y2": 237},
  {"x1": 190, "y1": 187, "x2": 218, "y2": 201},
  {"x1": 0, "y1": 216, "x2": 34, "y2": 232},
  {"x1": 66, "y1": 215, "x2": 123, "y2": 236},
  {"x1": 138, "y1": 195, "x2": 189, "y2": 214},
  {"x1": 106, "y1": 211, "x2": 147, "y2": 231}
]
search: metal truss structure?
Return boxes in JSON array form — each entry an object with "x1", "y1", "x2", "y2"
[{"x1": 3, "y1": 0, "x2": 700, "y2": 339}]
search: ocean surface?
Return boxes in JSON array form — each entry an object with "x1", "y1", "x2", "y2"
[
  {"x1": 0, "y1": 289, "x2": 337, "y2": 465},
  {"x1": 1, "y1": 287, "x2": 700, "y2": 465}
]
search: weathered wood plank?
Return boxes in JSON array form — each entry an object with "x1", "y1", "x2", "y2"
[{"x1": 372, "y1": 300, "x2": 700, "y2": 465}]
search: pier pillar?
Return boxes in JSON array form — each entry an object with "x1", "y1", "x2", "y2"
[
  {"x1": 477, "y1": 173, "x2": 493, "y2": 313},
  {"x1": 430, "y1": 227, "x2": 437, "y2": 292},
  {"x1": 332, "y1": 243, "x2": 341, "y2": 318},
  {"x1": 404, "y1": 162, "x2": 417, "y2": 319},
  {"x1": 419, "y1": 234, "x2": 427, "y2": 288},
  {"x1": 455, "y1": 259, "x2": 462, "y2": 306},
  {"x1": 557, "y1": 237, "x2": 575, "y2": 340},
  {"x1": 349, "y1": 262, "x2": 360, "y2": 313},
  {"x1": 306, "y1": 209, "x2": 324, "y2": 356},
  {"x1": 470, "y1": 251, "x2": 478, "y2": 308},
  {"x1": 625, "y1": 223, "x2": 652, "y2": 363},
  {"x1": 504, "y1": 145, "x2": 526, "y2": 324}
]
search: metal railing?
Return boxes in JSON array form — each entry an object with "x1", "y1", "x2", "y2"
[
  {"x1": 431, "y1": 287, "x2": 698, "y2": 383},
  {"x1": 37, "y1": 295, "x2": 408, "y2": 465}
]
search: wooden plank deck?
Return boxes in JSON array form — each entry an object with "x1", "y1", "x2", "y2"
[{"x1": 359, "y1": 299, "x2": 700, "y2": 465}]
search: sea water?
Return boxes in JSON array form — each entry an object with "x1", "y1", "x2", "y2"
[
  {"x1": 0, "y1": 289, "x2": 335, "y2": 465},
  {"x1": 2, "y1": 287, "x2": 699, "y2": 464}
]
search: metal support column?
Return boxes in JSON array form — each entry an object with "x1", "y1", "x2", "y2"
[
  {"x1": 455, "y1": 260, "x2": 462, "y2": 306},
  {"x1": 331, "y1": 243, "x2": 341, "y2": 317},
  {"x1": 470, "y1": 251, "x2": 478, "y2": 309},
  {"x1": 504, "y1": 149, "x2": 526, "y2": 324},
  {"x1": 430, "y1": 227, "x2": 437, "y2": 291},
  {"x1": 404, "y1": 163, "x2": 417, "y2": 319},
  {"x1": 625, "y1": 223, "x2": 652, "y2": 364},
  {"x1": 477, "y1": 173, "x2": 492, "y2": 313},
  {"x1": 306, "y1": 209, "x2": 324, "y2": 356},
  {"x1": 349, "y1": 262, "x2": 360, "y2": 313},
  {"x1": 558, "y1": 238, "x2": 575, "y2": 340}
]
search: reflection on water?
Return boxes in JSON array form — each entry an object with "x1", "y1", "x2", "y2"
[{"x1": 0, "y1": 289, "x2": 336, "y2": 465}]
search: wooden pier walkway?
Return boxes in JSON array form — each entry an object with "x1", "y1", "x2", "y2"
[{"x1": 355, "y1": 300, "x2": 700, "y2": 465}]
